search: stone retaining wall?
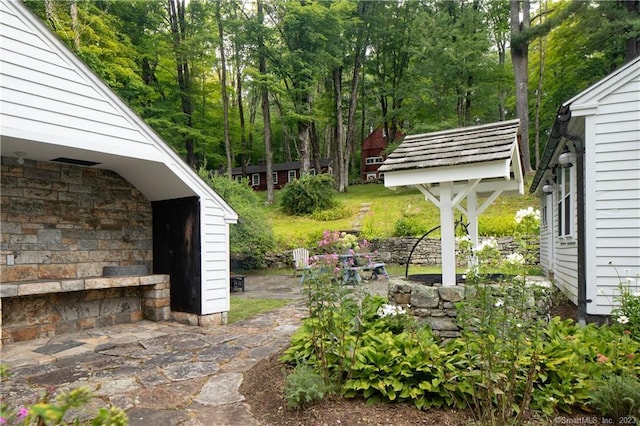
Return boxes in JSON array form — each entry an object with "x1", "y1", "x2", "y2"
[
  {"x1": 387, "y1": 277, "x2": 552, "y2": 338},
  {"x1": 265, "y1": 236, "x2": 536, "y2": 270},
  {"x1": 388, "y1": 279, "x2": 465, "y2": 338}
]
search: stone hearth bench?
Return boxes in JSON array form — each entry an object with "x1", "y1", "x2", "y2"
[
  {"x1": 0, "y1": 274, "x2": 169, "y2": 297},
  {"x1": 0, "y1": 275, "x2": 171, "y2": 346}
]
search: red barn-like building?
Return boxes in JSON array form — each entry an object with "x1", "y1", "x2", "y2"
[
  {"x1": 361, "y1": 127, "x2": 403, "y2": 181},
  {"x1": 229, "y1": 159, "x2": 332, "y2": 191}
]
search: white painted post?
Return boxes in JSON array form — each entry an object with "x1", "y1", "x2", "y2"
[
  {"x1": 467, "y1": 191, "x2": 479, "y2": 249},
  {"x1": 466, "y1": 190, "x2": 479, "y2": 271},
  {"x1": 439, "y1": 182, "x2": 456, "y2": 286}
]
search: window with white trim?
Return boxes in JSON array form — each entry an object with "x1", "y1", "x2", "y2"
[
  {"x1": 557, "y1": 166, "x2": 572, "y2": 237},
  {"x1": 366, "y1": 173, "x2": 377, "y2": 181},
  {"x1": 272, "y1": 172, "x2": 278, "y2": 184},
  {"x1": 288, "y1": 170, "x2": 296, "y2": 182},
  {"x1": 251, "y1": 173, "x2": 260, "y2": 187},
  {"x1": 365, "y1": 156, "x2": 384, "y2": 165}
]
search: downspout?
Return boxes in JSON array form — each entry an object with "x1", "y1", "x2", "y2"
[{"x1": 556, "y1": 105, "x2": 588, "y2": 326}]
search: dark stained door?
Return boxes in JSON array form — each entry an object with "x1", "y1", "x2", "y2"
[{"x1": 152, "y1": 196, "x2": 201, "y2": 314}]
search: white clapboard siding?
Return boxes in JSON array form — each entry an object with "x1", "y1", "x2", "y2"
[
  {"x1": 538, "y1": 194, "x2": 553, "y2": 273},
  {"x1": 584, "y1": 61, "x2": 640, "y2": 316},
  {"x1": 200, "y1": 198, "x2": 232, "y2": 314}
]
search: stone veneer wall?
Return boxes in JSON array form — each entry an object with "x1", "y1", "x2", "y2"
[{"x1": 0, "y1": 156, "x2": 153, "y2": 281}]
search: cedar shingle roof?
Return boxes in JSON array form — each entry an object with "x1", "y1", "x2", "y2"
[{"x1": 378, "y1": 119, "x2": 520, "y2": 173}]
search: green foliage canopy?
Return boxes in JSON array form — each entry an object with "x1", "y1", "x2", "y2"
[{"x1": 200, "y1": 171, "x2": 275, "y2": 269}]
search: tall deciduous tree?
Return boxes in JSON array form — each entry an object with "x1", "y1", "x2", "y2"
[
  {"x1": 214, "y1": 1, "x2": 233, "y2": 178},
  {"x1": 167, "y1": 0, "x2": 196, "y2": 167},
  {"x1": 270, "y1": 1, "x2": 335, "y2": 174},
  {"x1": 257, "y1": 0, "x2": 275, "y2": 203},
  {"x1": 510, "y1": 0, "x2": 531, "y2": 173}
]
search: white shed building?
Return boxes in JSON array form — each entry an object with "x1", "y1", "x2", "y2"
[
  {"x1": 0, "y1": 0, "x2": 237, "y2": 335},
  {"x1": 530, "y1": 56, "x2": 640, "y2": 320}
]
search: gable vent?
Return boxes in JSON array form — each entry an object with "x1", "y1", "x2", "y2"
[{"x1": 50, "y1": 157, "x2": 101, "y2": 167}]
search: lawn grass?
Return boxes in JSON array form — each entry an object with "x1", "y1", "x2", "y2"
[
  {"x1": 263, "y1": 182, "x2": 539, "y2": 250},
  {"x1": 228, "y1": 296, "x2": 294, "y2": 323}
]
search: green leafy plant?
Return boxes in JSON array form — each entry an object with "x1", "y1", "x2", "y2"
[
  {"x1": 280, "y1": 208, "x2": 640, "y2": 420},
  {"x1": 589, "y1": 374, "x2": 640, "y2": 421},
  {"x1": 455, "y1": 207, "x2": 547, "y2": 425},
  {"x1": 284, "y1": 363, "x2": 328, "y2": 409},
  {"x1": 279, "y1": 174, "x2": 337, "y2": 216},
  {"x1": 0, "y1": 385, "x2": 127, "y2": 426},
  {"x1": 612, "y1": 271, "x2": 640, "y2": 341},
  {"x1": 200, "y1": 171, "x2": 275, "y2": 269},
  {"x1": 311, "y1": 205, "x2": 352, "y2": 221}
]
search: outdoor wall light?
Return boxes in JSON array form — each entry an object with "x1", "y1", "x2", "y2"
[
  {"x1": 14, "y1": 151, "x2": 26, "y2": 165},
  {"x1": 542, "y1": 184, "x2": 554, "y2": 193},
  {"x1": 558, "y1": 151, "x2": 575, "y2": 168}
]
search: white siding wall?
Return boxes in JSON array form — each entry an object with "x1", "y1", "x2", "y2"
[
  {"x1": 585, "y1": 75, "x2": 640, "y2": 316},
  {"x1": 200, "y1": 198, "x2": 232, "y2": 314},
  {"x1": 538, "y1": 194, "x2": 552, "y2": 273},
  {"x1": 551, "y1": 164, "x2": 579, "y2": 304}
]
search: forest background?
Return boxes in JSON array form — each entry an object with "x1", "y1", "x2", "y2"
[{"x1": 25, "y1": 0, "x2": 639, "y2": 202}]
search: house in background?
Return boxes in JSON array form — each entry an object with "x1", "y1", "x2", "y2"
[
  {"x1": 361, "y1": 127, "x2": 404, "y2": 181},
  {"x1": 530, "y1": 56, "x2": 640, "y2": 322},
  {"x1": 0, "y1": 1, "x2": 237, "y2": 344},
  {"x1": 228, "y1": 159, "x2": 332, "y2": 191}
]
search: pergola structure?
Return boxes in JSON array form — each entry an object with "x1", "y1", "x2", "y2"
[{"x1": 378, "y1": 119, "x2": 524, "y2": 286}]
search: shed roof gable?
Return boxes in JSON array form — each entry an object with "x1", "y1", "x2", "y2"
[{"x1": 563, "y1": 56, "x2": 640, "y2": 116}]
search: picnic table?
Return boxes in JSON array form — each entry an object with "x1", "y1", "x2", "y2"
[
  {"x1": 339, "y1": 254, "x2": 389, "y2": 286},
  {"x1": 299, "y1": 254, "x2": 388, "y2": 286}
]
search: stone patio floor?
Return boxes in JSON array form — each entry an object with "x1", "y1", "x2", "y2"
[{"x1": 0, "y1": 274, "x2": 391, "y2": 425}]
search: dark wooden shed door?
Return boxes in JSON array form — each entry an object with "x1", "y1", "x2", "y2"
[{"x1": 152, "y1": 196, "x2": 201, "y2": 314}]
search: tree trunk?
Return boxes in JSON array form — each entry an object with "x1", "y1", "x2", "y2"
[
  {"x1": 44, "y1": 0, "x2": 57, "y2": 29},
  {"x1": 298, "y1": 121, "x2": 311, "y2": 175},
  {"x1": 257, "y1": 0, "x2": 274, "y2": 204},
  {"x1": 624, "y1": 0, "x2": 640, "y2": 62},
  {"x1": 533, "y1": 9, "x2": 547, "y2": 169},
  {"x1": 510, "y1": 0, "x2": 532, "y2": 174},
  {"x1": 236, "y1": 56, "x2": 247, "y2": 177},
  {"x1": 215, "y1": 2, "x2": 233, "y2": 179},
  {"x1": 70, "y1": 1, "x2": 80, "y2": 51},
  {"x1": 333, "y1": 66, "x2": 346, "y2": 191},
  {"x1": 167, "y1": 0, "x2": 196, "y2": 168}
]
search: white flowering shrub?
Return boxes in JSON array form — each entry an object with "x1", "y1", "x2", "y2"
[
  {"x1": 612, "y1": 272, "x2": 640, "y2": 341},
  {"x1": 377, "y1": 303, "x2": 406, "y2": 318},
  {"x1": 515, "y1": 206, "x2": 541, "y2": 225}
]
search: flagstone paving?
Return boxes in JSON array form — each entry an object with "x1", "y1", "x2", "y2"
[
  {"x1": 1, "y1": 275, "x2": 309, "y2": 426},
  {"x1": 1, "y1": 274, "x2": 391, "y2": 425}
]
